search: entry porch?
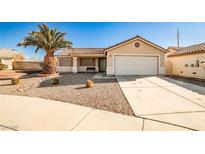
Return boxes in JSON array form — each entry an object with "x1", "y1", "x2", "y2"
[{"x1": 57, "y1": 55, "x2": 106, "y2": 73}]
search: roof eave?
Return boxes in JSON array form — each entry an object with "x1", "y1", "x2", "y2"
[{"x1": 168, "y1": 50, "x2": 205, "y2": 57}]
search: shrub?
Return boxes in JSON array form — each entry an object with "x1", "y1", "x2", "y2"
[
  {"x1": 52, "y1": 78, "x2": 60, "y2": 85},
  {"x1": 11, "y1": 78, "x2": 20, "y2": 85},
  {"x1": 0, "y1": 63, "x2": 8, "y2": 70},
  {"x1": 86, "y1": 80, "x2": 94, "y2": 88}
]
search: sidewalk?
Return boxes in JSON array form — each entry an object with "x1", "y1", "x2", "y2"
[
  {"x1": 0, "y1": 94, "x2": 142, "y2": 130},
  {"x1": 0, "y1": 94, "x2": 189, "y2": 131}
]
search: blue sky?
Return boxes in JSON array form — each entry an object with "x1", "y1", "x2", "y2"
[{"x1": 1, "y1": 22, "x2": 205, "y2": 59}]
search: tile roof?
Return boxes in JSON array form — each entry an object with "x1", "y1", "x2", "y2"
[
  {"x1": 0, "y1": 48, "x2": 16, "y2": 58},
  {"x1": 59, "y1": 48, "x2": 105, "y2": 56},
  {"x1": 58, "y1": 36, "x2": 168, "y2": 56},
  {"x1": 168, "y1": 42, "x2": 205, "y2": 57}
]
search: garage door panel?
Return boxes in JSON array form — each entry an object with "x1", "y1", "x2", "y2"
[{"x1": 114, "y1": 56, "x2": 158, "y2": 75}]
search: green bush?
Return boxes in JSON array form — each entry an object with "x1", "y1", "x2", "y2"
[
  {"x1": 0, "y1": 63, "x2": 8, "y2": 70},
  {"x1": 52, "y1": 78, "x2": 60, "y2": 85},
  {"x1": 11, "y1": 78, "x2": 20, "y2": 85}
]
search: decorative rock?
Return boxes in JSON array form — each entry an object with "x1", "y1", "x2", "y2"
[{"x1": 86, "y1": 80, "x2": 94, "y2": 88}]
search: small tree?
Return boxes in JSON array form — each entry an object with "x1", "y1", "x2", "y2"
[
  {"x1": 14, "y1": 52, "x2": 25, "y2": 61},
  {"x1": 17, "y1": 24, "x2": 72, "y2": 74}
]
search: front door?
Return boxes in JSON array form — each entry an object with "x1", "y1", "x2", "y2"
[{"x1": 99, "y1": 58, "x2": 106, "y2": 72}]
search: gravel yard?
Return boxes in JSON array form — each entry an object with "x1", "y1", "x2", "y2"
[{"x1": 0, "y1": 73, "x2": 134, "y2": 116}]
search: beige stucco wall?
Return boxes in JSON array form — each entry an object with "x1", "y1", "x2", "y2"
[
  {"x1": 165, "y1": 48, "x2": 177, "y2": 75},
  {"x1": 13, "y1": 61, "x2": 43, "y2": 71},
  {"x1": 56, "y1": 66, "x2": 72, "y2": 73},
  {"x1": 165, "y1": 59, "x2": 173, "y2": 75},
  {"x1": 106, "y1": 39, "x2": 166, "y2": 75},
  {"x1": 166, "y1": 53, "x2": 205, "y2": 79},
  {"x1": 56, "y1": 57, "x2": 72, "y2": 73}
]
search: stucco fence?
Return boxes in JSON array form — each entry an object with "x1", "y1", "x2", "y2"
[{"x1": 13, "y1": 61, "x2": 43, "y2": 72}]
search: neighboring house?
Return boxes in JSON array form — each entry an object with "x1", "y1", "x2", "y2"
[
  {"x1": 56, "y1": 36, "x2": 167, "y2": 75},
  {"x1": 166, "y1": 43, "x2": 205, "y2": 79},
  {"x1": 0, "y1": 48, "x2": 25, "y2": 70},
  {"x1": 0, "y1": 48, "x2": 17, "y2": 69}
]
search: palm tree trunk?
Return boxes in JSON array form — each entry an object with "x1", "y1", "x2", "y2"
[{"x1": 42, "y1": 52, "x2": 56, "y2": 74}]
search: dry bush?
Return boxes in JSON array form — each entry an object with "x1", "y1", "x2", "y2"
[
  {"x1": 52, "y1": 78, "x2": 60, "y2": 85},
  {"x1": 11, "y1": 78, "x2": 20, "y2": 85}
]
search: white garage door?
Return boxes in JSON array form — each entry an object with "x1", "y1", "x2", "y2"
[{"x1": 114, "y1": 55, "x2": 158, "y2": 75}]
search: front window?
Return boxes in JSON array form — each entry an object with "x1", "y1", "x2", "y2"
[
  {"x1": 80, "y1": 58, "x2": 95, "y2": 66},
  {"x1": 59, "y1": 57, "x2": 72, "y2": 66}
]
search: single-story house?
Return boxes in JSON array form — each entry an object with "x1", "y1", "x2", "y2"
[
  {"x1": 56, "y1": 35, "x2": 168, "y2": 75},
  {"x1": 166, "y1": 43, "x2": 205, "y2": 79},
  {"x1": 0, "y1": 48, "x2": 17, "y2": 69}
]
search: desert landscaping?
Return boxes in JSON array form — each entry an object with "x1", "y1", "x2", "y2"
[
  {"x1": 0, "y1": 73, "x2": 134, "y2": 116},
  {"x1": 1, "y1": 23, "x2": 205, "y2": 131}
]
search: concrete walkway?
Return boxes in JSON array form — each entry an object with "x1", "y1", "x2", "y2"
[
  {"x1": 117, "y1": 76, "x2": 205, "y2": 131},
  {"x1": 0, "y1": 94, "x2": 143, "y2": 131},
  {"x1": 0, "y1": 94, "x2": 192, "y2": 131}
]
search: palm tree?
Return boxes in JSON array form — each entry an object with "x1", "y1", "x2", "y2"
[{"x1": 17, "y1": 24, "x2": 72, "y2": 74}]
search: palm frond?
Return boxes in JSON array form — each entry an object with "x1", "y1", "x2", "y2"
[{"x1": 17, "y1": 24, "x2": 73, "y2": 54}]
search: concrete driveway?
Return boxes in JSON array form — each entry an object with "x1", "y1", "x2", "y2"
[{"x1": 117, "y1": 76, "x2": 205, "y2": 130}]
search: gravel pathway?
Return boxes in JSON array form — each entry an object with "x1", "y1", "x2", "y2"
[{"x1": 0, "y1": 73, "x2": 134, "y2": 116}]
